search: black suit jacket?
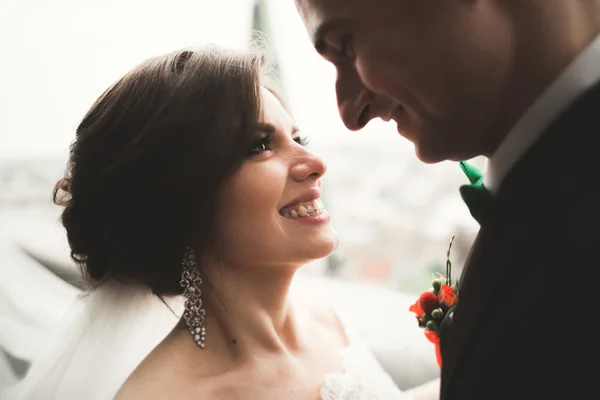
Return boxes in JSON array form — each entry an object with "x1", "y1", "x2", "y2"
[{"x1": 440, "y1": 82, "x2": 600, "y2": 400}]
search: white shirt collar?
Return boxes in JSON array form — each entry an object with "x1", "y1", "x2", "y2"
[{"x1": 484, "y1": 33, "x2": 600, "y2": 194}]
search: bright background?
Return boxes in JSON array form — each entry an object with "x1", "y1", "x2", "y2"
[{"x1": 0, "y1": 0, "x2": 484, "y2": 292}]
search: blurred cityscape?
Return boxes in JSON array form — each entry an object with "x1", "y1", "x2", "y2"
[
  {"x1": 0, "y1": 150, "x2": 483, "y2": 295},
  {"x1": 322, "y1": 143, "x2": 482, "y2": 292}
]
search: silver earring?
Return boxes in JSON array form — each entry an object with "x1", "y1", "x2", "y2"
[{"x1": 180, "y1": 247, "x2": 206, "y2": 348}]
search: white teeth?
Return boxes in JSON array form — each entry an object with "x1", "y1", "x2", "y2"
[{"x1": 282, "y1": 199, "x2": 326, "y2": 218}]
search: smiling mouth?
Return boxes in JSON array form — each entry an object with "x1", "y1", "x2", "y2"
[
  {"x1": 280, "y1": 198, "x2": 326, "y2": 218},
  {"x1": 391, "y1": 105, "x2": 404, "y2": 122}
]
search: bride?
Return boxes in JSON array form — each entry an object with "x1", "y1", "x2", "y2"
[{"x1": 4, "y1": 46, "x2": 439, "y2": 399}]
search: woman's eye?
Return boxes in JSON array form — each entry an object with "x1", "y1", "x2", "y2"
[
  {"x1": 247, "y1": 133, "x2": 309, "y2": 157},
  {"x1": 294, "y1": 136, "x2": 310, "y2": 147},
  {"x1": 248, "y1": 134, "x2": 274, "y2": 157},
  {"x1": 255, "y1": 142, "x2": 269, "y2": 152}
]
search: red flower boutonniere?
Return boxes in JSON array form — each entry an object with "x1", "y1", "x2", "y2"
[{"x1": 409, "y1": 235, "x2": 459, "y2": 368}]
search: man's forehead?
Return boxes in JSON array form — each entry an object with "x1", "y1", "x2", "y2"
[
  {"x1": 295, "y1": 0, "x2": 353, "y2": 44},
  {"x1": 296, "y1": 0, "x2": 331, "y2": 31},
  {"x1": 295, "y1": 0, "x2": 338, "y2": 14}
]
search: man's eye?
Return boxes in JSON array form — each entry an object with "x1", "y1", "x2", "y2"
[{"x1": 339, "y1": 36, "x2": 354, "y2": 59}]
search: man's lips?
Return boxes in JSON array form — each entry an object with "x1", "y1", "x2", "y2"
[{"x1": 391, "y1": 105, "x2": 404, "y2": 122}]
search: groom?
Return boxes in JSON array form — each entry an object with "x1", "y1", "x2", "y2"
[{"x1": 295, "y1": 0, "x2": 600, "y2": 399}]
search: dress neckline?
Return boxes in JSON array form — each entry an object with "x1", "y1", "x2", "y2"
[{"x1": 319, "y1": 319, "x2": 407, "y2": 399}]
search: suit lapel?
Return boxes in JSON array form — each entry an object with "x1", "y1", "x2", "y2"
[
  {"x1": 442, "y1": 176, "x2": 552, "y2": 392},
  {"x1": 442, "y1": 81, "x2": 600, "y2": 395}
]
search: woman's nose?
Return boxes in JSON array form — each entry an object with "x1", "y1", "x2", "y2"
[{"x1": 290, "y1": 148, "x2": 327, "y2": 183}]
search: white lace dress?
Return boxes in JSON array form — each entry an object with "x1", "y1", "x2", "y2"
[{"x1": 319, "y1": 325, "x2": 411, "y2": 400}]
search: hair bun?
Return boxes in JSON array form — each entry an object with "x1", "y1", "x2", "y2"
[{"x1": 53, "y1": 176, "x2": 72, "y2": 207}]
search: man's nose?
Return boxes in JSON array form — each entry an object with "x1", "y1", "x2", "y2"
[
  {"x1": 336, "y1": 70, "x2": 395, "y2": 131},
  {"x1": 336, "y1": 73, "x2": 372, "y2": 131}
]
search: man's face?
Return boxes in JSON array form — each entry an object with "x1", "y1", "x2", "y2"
[{"x1": 296, "y1": 0, "x2": 512, "y2": 162}]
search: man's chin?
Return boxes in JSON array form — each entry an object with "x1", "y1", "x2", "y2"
[
  {"x1": 415, "y1": 148, "x2": 479, "y2": 164},
  {"x1": 410, "y1": 131, "x2": 471, "y2": 163},
  {"x1": 413, "y1": 143, "x2": 449, "y2": 164},
  {"x1": 398, "y1": 125, "x2": 443, "y2": 163}
]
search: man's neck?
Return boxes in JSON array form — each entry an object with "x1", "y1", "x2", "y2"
[{"x1": 487, "y1": 0, "x2": 600, "y2": 157}]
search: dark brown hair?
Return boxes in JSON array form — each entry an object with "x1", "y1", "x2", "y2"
[{"x1": 53, "y1": 47, "x2": 271, "y2": 295}]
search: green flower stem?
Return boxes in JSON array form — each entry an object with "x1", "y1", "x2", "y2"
[{"x1": 445, "y1": 235, "x2": 455, "y2": 286}]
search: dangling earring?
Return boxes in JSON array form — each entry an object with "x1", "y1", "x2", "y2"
[{"x1": 180, "y1": 247, "x2": 206, "y2": 348}]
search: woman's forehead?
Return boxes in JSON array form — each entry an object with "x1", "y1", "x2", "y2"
[{"x1": 259, "y1": 87, "x2": 296, "y2": 130}]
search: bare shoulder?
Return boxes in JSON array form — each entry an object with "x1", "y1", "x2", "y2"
[
  {"x1": 116, "y1": 366, "x2": 248, "y2": 400},
  {"x1": 115, "y1": 370, "x2": 218, "y2": 400},
  {"x1": 292, "y1": 284, "x2": 347, "y2": 343},
  {"x1": 310, "y1": 298, "x2": 345, "y2": 332},
  {"x1": 114, "y1": 337, "x2": 222, "y2": 400}
]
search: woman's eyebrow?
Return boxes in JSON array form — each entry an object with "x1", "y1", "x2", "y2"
[
  {"x1": 255, "y1": 123, "x2": 300, "y2": 136},
  {"x1": 255, "y1": 123, "x2": 276, "y2": 134}
]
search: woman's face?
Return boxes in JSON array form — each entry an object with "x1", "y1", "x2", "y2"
[{"x1": 214, "y1": 87, "x2": 338, "y2": 270}]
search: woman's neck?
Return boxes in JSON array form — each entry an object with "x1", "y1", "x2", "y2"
[{"x1": 175, "y1": 263, "x2": 307, "y2": 361}]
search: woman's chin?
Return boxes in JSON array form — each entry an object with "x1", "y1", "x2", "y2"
[{"x1": 302, "y1": 231, "x2": 340, "y2": 262}]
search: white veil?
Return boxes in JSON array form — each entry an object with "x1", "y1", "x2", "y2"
[{"x1": 1, "y1": 280, "x2": 183, "y2": 400}]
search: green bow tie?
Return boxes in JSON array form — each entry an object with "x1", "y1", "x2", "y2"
[{"x1": 459, "y1": 161, "x2": 492, "y2": 225}]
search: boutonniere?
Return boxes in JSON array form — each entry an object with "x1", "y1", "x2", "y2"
[{"x1": 409, "y1": 235, "x2": 459, "y2": 368}]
